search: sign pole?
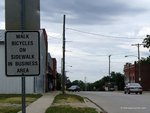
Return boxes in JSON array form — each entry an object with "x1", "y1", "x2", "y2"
[
  {"x1": 22, "y1": 75, "x2": 26, "y2": 113},
  {"x1": 21, "y1": 0, "x2": 26, "y2": 113}
]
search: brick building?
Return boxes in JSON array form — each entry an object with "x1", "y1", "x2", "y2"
[
  {"x1": 46, "y1": 53, "x2": 57, "y2": 91},
  {"x1": 124, "y1": 61, "x2": 150, "y2": 91}
]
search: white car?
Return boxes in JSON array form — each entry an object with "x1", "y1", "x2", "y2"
[
  {"x1": 68, "y1": 85, "x2": 80, "y2": 92},
  {"x1": 124, "y1": 83, "x2": 142, "y2": 94}
]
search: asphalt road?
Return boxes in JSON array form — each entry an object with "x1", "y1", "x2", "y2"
[{"x1": 76, "y1": 91, "x2": 150, "y2": 113}]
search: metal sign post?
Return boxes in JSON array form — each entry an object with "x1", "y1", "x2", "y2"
[
  {"x1": 21, "y1": 0, "x2": 26, "y2": 112},
  {"x1": 22, "y1": 74, "x2": 26, "y2": 113}
]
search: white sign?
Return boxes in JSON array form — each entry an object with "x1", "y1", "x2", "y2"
[{"x1": 5, "y1": 31, "x2": 40, "y2": 76}]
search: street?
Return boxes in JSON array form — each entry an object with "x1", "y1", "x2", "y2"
[{"x1": 76, "y1": 91, "x2": 150, "y2": 113}]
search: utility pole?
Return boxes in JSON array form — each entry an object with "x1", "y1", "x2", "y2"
[
  {"x1": 131, "y1": 43, "x2": 143, "y2": 83},
  {"x1": 84, "y1": 76, "x2": 87, "y2": 91},
  {"x1": 62, "y1": 15, "x2": 66, "y2": 94},
  {"x1": 109, "y1": 55, "x2": 111, "y2": 76}
]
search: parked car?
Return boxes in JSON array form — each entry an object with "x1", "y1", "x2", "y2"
[
  {"x1": 124, "y1": 83, "x2": 142, "y2": 94},
  {"x1": 104, "y1": 82, "x2": 115, "y2": 91},
  {"x1": 68, "y1": 85, "x2": 80, "y2": 92}
]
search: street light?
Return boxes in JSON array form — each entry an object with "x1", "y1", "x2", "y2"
[
  {"x1": 125, "y1": 55, "x2": 141, "y2": 82},
  {"x1": 131, "y1": 43, "x2": 144, "y2": 82}
]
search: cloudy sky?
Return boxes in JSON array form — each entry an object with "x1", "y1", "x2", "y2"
[{"x1": 1, "y1": 0, "x2": 150, "y2": 82}]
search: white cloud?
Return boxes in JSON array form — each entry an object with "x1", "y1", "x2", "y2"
[
  {"x1": 0, "y1": 22, "x2": 5, "y2": 29},
  {"x1": 137, "y1": 26, "x2": 150, "y2": 37}
]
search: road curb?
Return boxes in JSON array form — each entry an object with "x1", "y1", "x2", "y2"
[{"x1": 85, "y1": 97, "x2": 108, "y2": 113}]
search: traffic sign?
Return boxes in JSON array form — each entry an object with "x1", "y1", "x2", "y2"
[{"x1": 5, "y1": 31, "x2": 40, "y2": 76}]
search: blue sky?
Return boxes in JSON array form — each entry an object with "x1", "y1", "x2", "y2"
[{"x1": 1, "y1": 0, "x2": 150, "y2": 82}]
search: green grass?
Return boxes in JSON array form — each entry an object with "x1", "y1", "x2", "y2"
[
  {"x1": 46, "y1": 106, "x2": 98, "y2": 113},
  {"x1": 0, "y1": 94, "x2": 42, "y2": 104},
  {"x1": 0, "y1": 94, "x2": 42, "y2": 113},
  {"x1": 53, "y1": 94, "x2": 84, "y2": 104},
  {"x1": 46, "y1": 94, "x2": 98, "y2": 113},
  {"x1": 0, "y1": 106, "x2": 21, "y2": 113}
]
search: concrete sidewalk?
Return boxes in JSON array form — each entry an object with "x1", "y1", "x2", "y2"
[{"x1": 18, "y1": 91, "x2": 58, "y2": 113}]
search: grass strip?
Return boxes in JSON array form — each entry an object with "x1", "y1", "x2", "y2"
[
  {"x1": 0, "y1": 94, "x2": 42, "y2": 113},
  {"x1": 46, "y1": 105, "x2": 98, "y2": 113},
  {"x1": 53, "y1": 94, "x2": 84, "y2": 104},
  {"x1": 46, "y1": 93, "x2": 98, "y2": 113},
  {"x1": 0, "y1": 106, "x2": 21, "y2": 113},
  {"x1": 0, "y1": 94, "x2": 42, "y2": 104}
]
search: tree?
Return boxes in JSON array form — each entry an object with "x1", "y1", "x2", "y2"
[
  {"x1": 141, "y1": 56, "x2": 150, "y2": 64},
  {"x1": 143, "y1": 35, "x2": 150, "y2": 51},
  {"x1": 90, "y1": 72, "x2": 125, "y2": 91},
  {"x1": 110, "y1": 72, "x2": 125, "y2": 90},
  {"x1": 71, "y1": 80, "x2": 85, "y2": 90},
  {"x1": 89, "y1": 76, "x2": 111, "y2": 91}
]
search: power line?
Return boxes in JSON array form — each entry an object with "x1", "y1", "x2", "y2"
[
  {"x1": 66, "y1": 51, "x2": 137, "y2": 58},
  {"x1": 66, "y1": 27, "x2": 144, "y2": 40},
  {"x1": 48, "y1": 35, "x2": 61, "y2": 40}
]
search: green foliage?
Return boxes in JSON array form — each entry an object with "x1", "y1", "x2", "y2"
[
  {"x1": 141, "y1": 56, "x2": 150, "y2": 64},
  {"x1": 0, "y1": 94, "x2": 42, "y2": 113},
  {"x1": 86, "y1": 72, "x2": 125, "y2": 91},
  {"x1": 66, "y1": 72, "x2": 125, "y2": 91},
  {"x1": 0, "y1": 94, "x2": 42, "y2": 104},
  {"x1": 53, "y1": 94, "x2": 84, "y2": 103},
  {"x1": 143, "y1": 35, "x2": 150, "y2": 51},
  {"x1": 0, "y1": 106, "x2": 21, "y2": 113},
  {"x1": 67, "y1": 80, "x2": 86, "y2": 91},
  {"x1": 46, "y1": 106, "x2": 98, "y2": 113},
  {"x1": 110, "y1": 72, "x2": 125, "y2": 90},
  {"x1": 46, "y1": 94, "x2": 98, "y2": 113}
]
